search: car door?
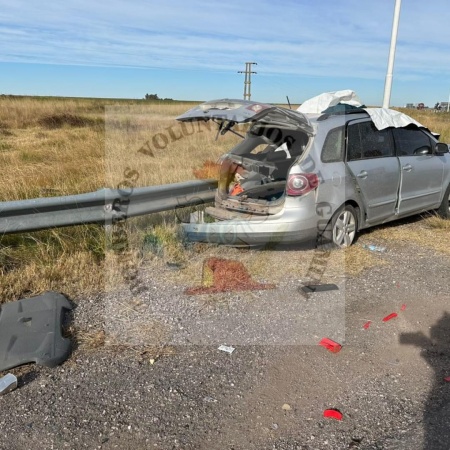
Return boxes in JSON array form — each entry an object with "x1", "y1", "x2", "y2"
[
  {"x1": 393, "y1": 128, "x2": 444, "y2": 215},
  {"x1": 345, "y1": 119, "x2": 400, "y2": 223}
]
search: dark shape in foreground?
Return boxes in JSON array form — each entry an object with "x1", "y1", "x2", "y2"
[
  {"x1": 301, "y1": 283, "x2": 339, "y2": 293},
  {"x1": 0, "y1": 291, "x2": 72, "y2": 371}
]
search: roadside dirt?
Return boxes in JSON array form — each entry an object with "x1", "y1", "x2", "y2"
[{"x1": 0, "y1": 220, "x2": 449, "y2": 450}]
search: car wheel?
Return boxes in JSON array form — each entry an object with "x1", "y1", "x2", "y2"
[
  {"x1": 319, "y1": 205, "x2": 358, "y2": 249},
  {"x1": 437, "y1": 184, "x2": 450, "y2": 219}
]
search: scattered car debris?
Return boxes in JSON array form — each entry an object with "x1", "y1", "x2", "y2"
[
  {"x1": 323, "y1": 409, "x2": 343, "y2": 420},
  {"x1": 203, "y1": 396, "x2": 218, "y2": 403},
  {"x1": 444, "y1": 376, "x2": 450, "y2": 382},
  {"x1": 185, "y1": 257, "x2": 275, "y2": 295},
  {"x1": 0, "y1": 291, "x2": 72, "y2": 372},
  {"x1": 0, "y1": 374, "x2": 17, "y2": 395},
  {"x1": 363, "y1": 244, "x2": 386, "y2": 253},
  {"x1": 282, "y1": 403, "x2": 292, "y2": 411},
  {"x1": 301, "y1": 284, "x2": 339, "y2": 294},
  {"x1": 319, "y1": 338, "x2": 342, "y2": 353},
  {"x1": 382, "y1": 313, "x2": 398, "y2": 322},
  {"x1": 363, "y1": 321, "x2": 372, "y2": 330},
  {"x1": 218, "y1": 345, "x2": 235, "y2": 354},
  {"x1": 349, "y1": 437, "x2": 363, "y2": 447},
  {"x1": 166, "y1": 262, "x2": 185, "y2": 271},
  {"x1": 401, "y1": 304, "x2": 407, "y2": 311}
]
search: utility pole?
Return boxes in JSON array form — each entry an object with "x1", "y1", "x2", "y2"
[
  {"x1": 383, "y1": 0, "x2": 402, "y2": 108},
  {"x1": 238, "y1": 62, "x2": 257, "y2": 100}
]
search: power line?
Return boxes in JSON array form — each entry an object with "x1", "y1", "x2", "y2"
[{"x1": 238, "y1": 62, "x2": 257, "y2": 100}]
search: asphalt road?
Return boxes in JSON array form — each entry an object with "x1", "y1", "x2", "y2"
[{"x1": 1, "y1": 233, "x2": 449, "y2": 450}]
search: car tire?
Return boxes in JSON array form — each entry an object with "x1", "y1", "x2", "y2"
[
  {"x1": 318, "y1": 204, "x2": 358, "y2": 249},
  {"x1": 437, "y1": 184, "x2": 450, "y2": 219}
]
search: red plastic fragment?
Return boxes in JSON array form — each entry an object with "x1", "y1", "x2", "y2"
[
  {"x1": 323, "y1": 409, "x2": 343, "y2": 420},
  {"x1": 363, "y1": 321, "x2": 371, "y2": 330},
  {"x1": 401, "y1": 304, "x2": 407, "y2": 311},
  {"x1": 444, "y1": 376, "x2": 450, "y2": 382},
  {"x1": 319, "y1": 338, "x2": 342, "y2": 353},
  {"x1": 382, "y1": 313, "x2": 398, "y2": 322}
]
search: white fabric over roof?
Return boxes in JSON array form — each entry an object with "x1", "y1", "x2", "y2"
[
  {"x1": 363, "y1": 108, "x2": 424, "y2": 130},
  {"x1": 297, "y1": 90, "x2": 362, "y2": 114},
  {"x1": 297, "y1": 90, "x2": 427, "y2": 131}
]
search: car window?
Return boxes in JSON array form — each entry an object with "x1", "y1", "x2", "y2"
[
  {"x1": 321, "y1": 127, "x2": 345, "y2": 162},
  {"x1": 231, "y1": 127, "x2": 308, "y2": 162},
  {"x1": 392, "y1": 128, "x2": 433, "y2": 156},
  {"x1": 347, "y1": 121, "x2": 394, "y2": 161}
]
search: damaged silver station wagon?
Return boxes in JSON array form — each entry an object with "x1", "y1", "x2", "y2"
[{"x1": 177, "y1": 92, "x2": 450, "y2": 248}]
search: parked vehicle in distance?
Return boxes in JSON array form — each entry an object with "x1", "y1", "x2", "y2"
[{"x1": 177, "y1": 95, "x2": 450, "y2": 248}]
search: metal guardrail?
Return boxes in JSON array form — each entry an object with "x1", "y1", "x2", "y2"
[{"x1": 0, "y1": 179, "x2": 218, "y2": 234}]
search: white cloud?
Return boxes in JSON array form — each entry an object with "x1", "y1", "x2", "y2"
[{"x1": 0, "y1": 0, "x2": 450, "y2": 80}]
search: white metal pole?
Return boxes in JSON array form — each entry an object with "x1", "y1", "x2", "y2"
[
  {"x1": 448, "y1": 92, "x2": 450, "y2": 112},
  {"x1": 383, "y1": 0, "x2": 402, "y2": 108}
]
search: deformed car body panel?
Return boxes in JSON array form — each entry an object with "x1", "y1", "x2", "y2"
[
  {"x1": 177, "y1": 98, "x2": 314, "y2": 136},
  {"x1": 179, "y1": 95, "x2": 450, "y2": 248},
  {"x1": 183, "y1": 194, "x2": 319, "y2": 247}
]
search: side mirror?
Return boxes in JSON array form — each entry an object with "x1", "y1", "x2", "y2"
[{"x1": 435, "y1": 142, "x2": 449, "y2": 155}]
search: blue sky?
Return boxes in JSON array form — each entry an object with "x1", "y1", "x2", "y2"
[{"x1": 0, "y1": 0, "x2": 449, "y2": 106}]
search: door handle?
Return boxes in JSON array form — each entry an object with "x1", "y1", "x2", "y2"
[
  {"x1": 402, "y1": 164, "x2": 412, "y2": 172},
  {"x1": 357, "y1": 171, "x2": 368, "y2": 179}
]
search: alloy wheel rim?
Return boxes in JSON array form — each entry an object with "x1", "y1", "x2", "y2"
[{"x1": 333, "y1": 210, "x2": 356, "y2": 247}]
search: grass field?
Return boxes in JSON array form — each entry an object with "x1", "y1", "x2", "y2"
[{"x1": 0, "y1": 96, "x2": 449, "y2": 302}]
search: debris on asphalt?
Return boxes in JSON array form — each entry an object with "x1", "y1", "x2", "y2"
[
  {"x1": 185, "y1": 257, "x2": 275, "y2": 295},
  {"x1": 382, "y1": 312, "x2": 398, "y2": 322},
  {"x1": 363, "y1": 244, "x2": 386, "y2": 253},
  {"x1": 0, "y1": 374, "x2": 18, "y2": 395},
  {"x1": 444, "y1": 376, "x2": 450, "y2": 382},
  {"x1": 301, "y1": 283, "x2": 339, "y2": 293},
  {"x1": 218, "y1": 345, "x2": 235, "y2": 354},
  {"x1": 323, "y1": 409, "x2": 343, "y2": 420},
  {"x1": 319, "y1": 338, "x2": 342, "y2": 353},
  {"x1": 282, "y1": 403, "x2": 292, "y2": 411},
  {"x1": 0, "y1": 291, "x2": 72, "y2": 372},
  {"x1": 401, "y1": 304, "x2": 407, "y2": 311},
  {"x1": 363, "y1": 321, "x2": 372, "y2": 330},
  {"x1": 203, "y1": 396, "x2": 218, "y2": 403}
]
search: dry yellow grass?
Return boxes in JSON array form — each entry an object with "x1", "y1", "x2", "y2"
[
  {"x1": 0, "y1": 97, "x2": 449, "y2": 302},
  {"x1": 0, "y1": 97, "x2": 234, "y2": 301},
  {"x1": 396, "y1": 108, "x2": 450, "y2": 143},
  {"x1": 367, "y1": 214, "x2": 450, "y2": 256}
]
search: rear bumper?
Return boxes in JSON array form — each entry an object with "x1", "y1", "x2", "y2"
[{"x1": 181, "y1": 195, "x2": 319, "y2": 247}]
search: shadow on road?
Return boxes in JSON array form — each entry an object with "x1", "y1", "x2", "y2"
[{"x1": 400, "y1": 312, "x2": 450, "y2": 449}]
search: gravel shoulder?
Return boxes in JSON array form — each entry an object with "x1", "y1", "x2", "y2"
[{"x1": 1, "y1": 224, "x2": 449, "y2": 450}]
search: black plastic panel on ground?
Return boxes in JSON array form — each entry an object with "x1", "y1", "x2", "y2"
[{"x1": 0, "y1": 291, "x2": 72, "y2": 372}]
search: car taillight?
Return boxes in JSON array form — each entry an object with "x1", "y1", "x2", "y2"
[{"x1": 286, "y1": 173, "x2": 319, "y2": 196}]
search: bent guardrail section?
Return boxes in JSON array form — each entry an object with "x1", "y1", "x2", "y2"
[{"x1": 0, "y1": 179, "x2": 218, "y2": 234}]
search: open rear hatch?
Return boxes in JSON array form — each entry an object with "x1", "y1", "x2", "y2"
[
  {"x1": 177, "y1": 99, "x2": 314, "y2": 217},
  {"x1": 177, "y1": 99, "x2": 313, "y2": 134}
]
